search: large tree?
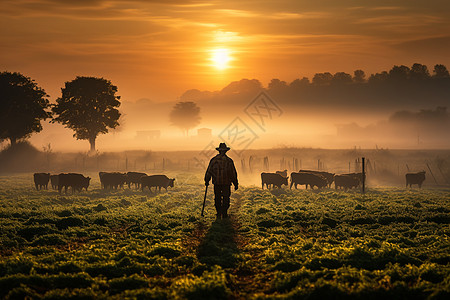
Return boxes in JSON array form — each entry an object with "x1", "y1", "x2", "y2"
[
  {"x1": 433, "y1": 64, "x2": 450, "y2": 79},
  {"x1": 52, "y1": 76, "x2": 121, "y2": 152},
  {"x1": 0, "y1": 71, "x2": 51, "y2": 145},
  {"x1": 169, "y1": 101, "x2": 201, "y2": 136}
]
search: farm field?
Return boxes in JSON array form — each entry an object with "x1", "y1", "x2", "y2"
[{"x1": 0, "y1": 173, "x2": 449, "y2": 299}]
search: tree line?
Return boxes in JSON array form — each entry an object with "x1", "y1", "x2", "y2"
[
  {"x1": 180, "y1": 63, "x2": 450, "y2": 112},
  {"x1": 268, "y1": 63, "x2": 450, "y2": 89}
]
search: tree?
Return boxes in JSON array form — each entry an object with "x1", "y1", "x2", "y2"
[
  {"x1": 433, "y1": 64, "x2": 450, "y2": 79},
  {"x1": 410, "y1": 63, "x2": 430, "y2": 81},
  {"x1": 52, "y1": 76, "x2": 121, "y2": 152},
  {"x1": 353, "y1": 70, "x2": 366, "y2": 83},
  {"x1": 0, "y1": 71, "x2": 51, "y2": 145},
  {"x1": 268, "y1": 78, "x2": 288, "y2": 90},
  {"x1": 312, "y1": 72, "x2": 333, "y2": 85},
  {"x1": 332, "y1": 72, "x2": 353, "y2": 85},
  {"x1": 388, "y1": 65, "x2": 410, "y2": 82},
  {"x1": 169, "y1": 101, "x2": 201, "y2": 136},
  {"x1": 368, "y1": 71, "x2": 389, "y2": 84},
  {"x1": 290, "y1": 77, "x2": 310, "y2": 89}
]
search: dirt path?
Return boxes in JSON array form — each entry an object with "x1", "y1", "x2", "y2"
[{"x1": 183, "y1": 188, "x2": 268, "y2": 298}]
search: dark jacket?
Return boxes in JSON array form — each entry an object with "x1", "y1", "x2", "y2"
[{"x1": 205, "y1": 154, "x2": 238, "y2": 186}]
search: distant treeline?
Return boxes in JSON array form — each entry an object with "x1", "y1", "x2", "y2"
[{"x1": 181, "y1": 63, "x2": 450, "y2": 111}]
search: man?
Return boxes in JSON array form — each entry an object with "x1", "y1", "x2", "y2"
[{"x1": 204, "y1": 143, "x2": 238, "y2": 218}]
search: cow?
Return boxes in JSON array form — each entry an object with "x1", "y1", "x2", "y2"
[
  {"x1": 342, "y1": 172, "x2": 364, "y2": 183},
  {"x1": 58, "y1": 173, "x2": 91, "y2": 194},
  {"x1": 50, "y1": 175, "x2": 59, "y2": 190},
  {"x1": 126, "y1": 172, "x2": 147, "y2": 189},
  {"x1": 290, "y1": 172, "x2": 327, "y2": 189},
  {"x1": 299, "y1": 170, "x2": 335, "y2": 187},
  {"x1": 261, "y1": 172, "x2": 288, "y2": 189},
  {"x1": 99, "y1": 172, "x2": 127, "y2": 190},
  {"x1": 33, "y1": 173, "x2": 50, "y2": 190},
  {"x1": 406, "y1": 171, "x2": 426, "y2": 188},
  {"x1": 276, "y1": 170, "x2": 288, "y2": 178},
  {"x1": 334, "y1": 174, "x2": 360, "y2": 190},
  {"x1": 141, "y1": 175, "x2": 175, "y2": 192}
]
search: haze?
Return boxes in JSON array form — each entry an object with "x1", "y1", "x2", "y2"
[{"x1": 1, "y1": 0, "x2": 450, "y2": 152}]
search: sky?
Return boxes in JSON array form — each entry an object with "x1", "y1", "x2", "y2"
[
  {"x1": 2, "y1": 0, "x2": 450, "y2": 102},
  {"x1": 1, "y1": 0, "x2": 450, "y2": 151}
]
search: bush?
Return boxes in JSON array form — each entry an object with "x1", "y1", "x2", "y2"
[
  {"x1": 56, "y1": 217, "x2": 84, "y2": 230},
  {"x1": 257, "y1": 220, "x2": 281, "y2": 228},
  {"x1": 17, "y1": 225, "x2": 56, "y2": 240},
  {"x1": 148, "y1": 246, "x2": 181, "y2": 259},
  {"x1": 273, "y1": 261, "x2": 302, "y2": 272},
  {"x1": 172, "y1": 267, "x2": 231, "y2": 300},
  {"x1": 31, "y1": 234, "x2": 67, "y2": 246},
  {"x1": 108, "y1": 274, "x2": 148, "y2": 294}
]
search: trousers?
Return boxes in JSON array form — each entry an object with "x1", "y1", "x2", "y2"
[{"x1": 213, "y1": 184, "x2": 231, "y2": 217}]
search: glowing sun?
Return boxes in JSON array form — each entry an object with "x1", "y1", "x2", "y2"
[{"x1": 210, "y1": 48, "x2": 232, "y2": 70}]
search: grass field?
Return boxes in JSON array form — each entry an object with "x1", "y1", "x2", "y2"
[{"x1": 0, "y1": 173, "x2": 449, "y2": 299}]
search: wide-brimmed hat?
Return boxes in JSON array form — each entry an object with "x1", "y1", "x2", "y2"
[{"x1": 216, "y1": 142, "x2": 230, "y2": 151}]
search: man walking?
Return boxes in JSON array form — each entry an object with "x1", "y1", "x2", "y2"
[{"x1": 204, "y1": 143, "x2": 238, "y2": 218}]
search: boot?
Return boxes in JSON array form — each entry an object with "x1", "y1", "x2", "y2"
[{"x1": 222, "y1": 207, "x2": 228, "y2": 218}]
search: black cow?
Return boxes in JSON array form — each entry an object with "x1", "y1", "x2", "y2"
[
  {"x1": 406, "y1": 171, "x2": 426, "y2": 188},
  {"x1": 141, "y1": 175, "x2": 175, "y2": 192},
  {"x1": 50, "y1": 175, "x2": 59, "y2": 190},
  {"x1": 300, "y1": 170, "x2": 335, "y2": 187},
  {"x1": 261, "y1": 172, "x2": 288, "y2": 189},
  {"x1": 290, "y1": 172, "x2": 327, "y2": 189},
  {"x1": 99, "y1": 172, "x2": 127, "y2": 190},
  {"x1": 334, "y1": 174, "x2": 360, "y2": 190},
  {"x1": 276, "y1": 170, "x2": 288, "y2": 178},
  {"x1": 58, "y1": 173, "x2": 91, "y2": 194},
  {"x1": 34, "y1": 173, "x2": 50, "y2": 190},
  {"x1": 126, "y1": 172, "x2": 147, "y2": 189}
]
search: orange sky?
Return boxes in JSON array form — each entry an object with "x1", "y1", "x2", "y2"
[{"x1": 2, "y1": 0, "x2": 450, "y2": 103}]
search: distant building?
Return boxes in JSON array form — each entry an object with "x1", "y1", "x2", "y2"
[
  {"x1": 136, "y1": 130, "x2": 161, "y2": 140},
  {"x1": 197, "y1": 128, "x2": 212, "y2": 139}
]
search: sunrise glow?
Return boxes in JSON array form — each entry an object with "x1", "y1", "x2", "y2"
[{"x1": 210, "y1": 48, "x2": 232, "y2": 70}]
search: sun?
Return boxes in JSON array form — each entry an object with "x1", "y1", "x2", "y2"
[{"x1": 210, "y1": 48, "x2": 232, "y2": 70}]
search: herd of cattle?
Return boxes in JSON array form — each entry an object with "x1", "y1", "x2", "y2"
[
  {"x1": 261, "y1": 169, "x2": 426, "y2": 190},
  {"x1": 261, "y1": 170, "x2": 365, "y2": 190},
  {"x1": 33, "y1": 169, "x2": 426, "y2": 193},
  {"x1": 33, "y1": 172, "x2": 175, "y2": 194}
]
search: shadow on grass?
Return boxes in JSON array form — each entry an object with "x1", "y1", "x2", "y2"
[{"x1": 196, "y1": 218, "x2": 239, "y2": 269}]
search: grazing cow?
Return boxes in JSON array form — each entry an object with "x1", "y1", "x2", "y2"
[
  {"x1": 99, "y1": 172, "x2": 127, "y2": 190},
  {"x1": 126, "y1": 172, "x2": 147, "y2": 189},
  {"x1": 290, "y1": 172, "x2": 327, "y2": 189},
  {"x1": 261, "y1": 172, "x2": 288, "y2": 189},
  {"x1": 58, "y1": 173, "x2": 91, "y2": 194},
  {"x1": 300, "y1": 170, "x2": 335, "y2": 187},
  {"x1": 50, "y1": 175, "x2": 59, "y2": 190},
  {"x1": 34, "y1": 173, "x2": 50, "y2": 190},
  {"x1": 276, "y1": 170, "x2": 288, "y2": 178},
  {"x1": 334, "y1": 174, "x2": 360, "y2": 190},
  {"x1": 406, "y1": 171, "x2": 426, "y2": 188},
  {"x1": 141, "y1": 175, "x2": 175, "y2": 192}
]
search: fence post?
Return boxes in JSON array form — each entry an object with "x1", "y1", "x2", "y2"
[
  {"x1": 426, "y1": 162, "x2": 438, "y2": 185},
  {"x1": 362, "y1": 157, "x2": 365, "y2": 193}
]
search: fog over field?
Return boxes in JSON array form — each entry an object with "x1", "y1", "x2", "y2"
[{"x1": 19, "y1": 74, "x2": 450, "y2": 153}]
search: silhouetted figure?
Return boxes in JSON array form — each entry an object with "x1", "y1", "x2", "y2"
[{"x1": 204, "y1": 143, "x2": 238, "y2": 218}]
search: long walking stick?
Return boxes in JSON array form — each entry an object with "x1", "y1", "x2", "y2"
[{"x1": 201, "y1": 185, "x2": 208, "y2": 216}]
